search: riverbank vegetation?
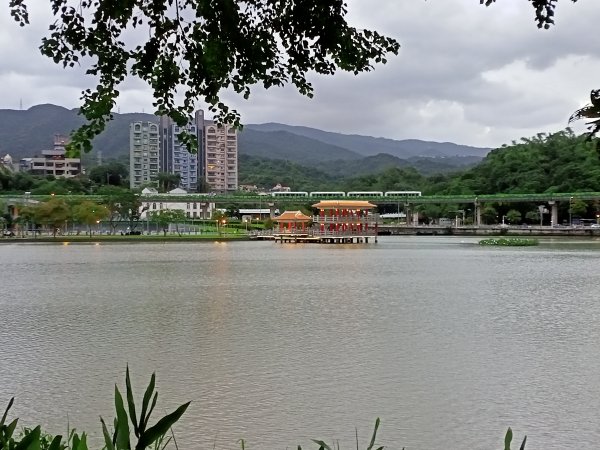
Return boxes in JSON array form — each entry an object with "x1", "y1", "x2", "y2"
[
  {"x1": 1, "y1": 368, "x2": 189, "y2": 450},
  {"x1": 1, "y1": 368, "x2": 527, "y2": 449}
]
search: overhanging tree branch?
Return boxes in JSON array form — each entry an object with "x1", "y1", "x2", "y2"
[{"x1": 8, "y1": 0, "x2": 400, "y2": 156}]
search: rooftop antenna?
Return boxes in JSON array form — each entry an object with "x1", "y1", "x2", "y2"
[{"x1": 19, "y1": 98, "x2": 23, "y2": 110}]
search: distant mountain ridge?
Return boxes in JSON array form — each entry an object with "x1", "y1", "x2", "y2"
[
  {"x1": 246, "y1": 123, "x2": 490, "y2": 159},
  {"x1": 0, "y1": 104, "x2": 157, "y2": 160},
  {"x1": 0, "y1": 104, "x2": 489, "y2": 176}
]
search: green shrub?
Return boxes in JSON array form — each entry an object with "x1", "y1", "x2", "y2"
[{"x1": 479, "y1": 238, "x2": 538, "y2": 246}]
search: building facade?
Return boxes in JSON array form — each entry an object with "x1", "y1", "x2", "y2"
[
  {"x1": 140, "y1": 187, "x2": 215, "y2": 219},
  {"x1": 159, "y1": 110, "x2": 238, "y2": 193},
  {"x1": 22, "y1": 134, "x2": 81, "y2": 178},
  {"x1": 159, "y1": 111, "x2": 204, "y2": 192},
  {"x1": 129, "y1": 121, "x2": 159, "y2": 189},
  {"x1": 204, "y1": 121, "x2": 238, "y2": 192}
]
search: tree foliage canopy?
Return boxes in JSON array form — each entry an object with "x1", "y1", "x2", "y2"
[{"x1": 8, "y1": 0, "x2": 400, "y2": 154}]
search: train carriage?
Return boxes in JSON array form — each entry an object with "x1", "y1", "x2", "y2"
[
  {"x1": 384, "y1": 191, "x2": 422, "y2": 197},
  {"x1": 347, "y1": 191, "x2": 384, "y2": 198}
]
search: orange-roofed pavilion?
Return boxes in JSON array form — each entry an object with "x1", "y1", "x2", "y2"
[
  {"x1": 312, "y1": 200, "x2": 377, "y2": 235},
  {"x1": 273, "y1": 210, "x2": 312, "y2": 233}
]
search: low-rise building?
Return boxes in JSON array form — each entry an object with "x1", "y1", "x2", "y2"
[
  {"x1": 22, "y1": 134, "x2": 81, "y2": 178},
  {"x1": 140, "y1": 188, "x2": 215, "y2": 219}
]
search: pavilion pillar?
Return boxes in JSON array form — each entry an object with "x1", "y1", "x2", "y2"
[{"x1": 474, "y1": 200, "x2": 481, "y2": 227}]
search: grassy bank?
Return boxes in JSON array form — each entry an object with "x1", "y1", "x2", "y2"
[{"x1": 0, "y1": 233, "x2": 252, "y2": 243}]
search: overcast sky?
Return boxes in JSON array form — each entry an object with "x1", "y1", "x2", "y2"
[{"x1": 1, "y1": 0, "x2": 599, "y2": 149}]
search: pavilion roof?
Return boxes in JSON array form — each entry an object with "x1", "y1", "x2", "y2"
[
  {"x1": 273, "y1": 210, "x2": 312, "y2": 222},
  {"x1": 312, "y1": 200, "x2": 376, "y2": 209}
]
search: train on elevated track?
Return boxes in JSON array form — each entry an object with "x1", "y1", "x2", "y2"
[{"x1": 269, "y1": 191, "x2": 422, "y2": 198}]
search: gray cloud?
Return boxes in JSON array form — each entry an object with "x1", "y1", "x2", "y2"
[{"x1": 0, "y1": 0, "x2": 599, "y2": 148}]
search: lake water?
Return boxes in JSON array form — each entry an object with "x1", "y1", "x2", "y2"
[{"x1": 2, "y1": 237, "x2": 600, "y2": 449}]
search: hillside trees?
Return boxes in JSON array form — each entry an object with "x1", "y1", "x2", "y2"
[
  {"x1": 434, "y1": 131, "x2": 600, "y2": 195},
  {"x1": 88, "y1": 161, "x2": 129, "y2": 187}
]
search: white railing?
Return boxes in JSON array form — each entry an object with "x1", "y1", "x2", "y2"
[{"x1": 312, "y1": 214, "x2": 379, "y2": 224}]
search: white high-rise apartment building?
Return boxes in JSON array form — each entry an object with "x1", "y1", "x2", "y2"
[
  {"x1": 130, "y1": 121, "x2": 159, "y2": 189},
  {"x1": 204, "y1": 120, "x2": 238, "y2": 192}
]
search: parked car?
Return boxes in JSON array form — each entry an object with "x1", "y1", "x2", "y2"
[
  {"x1": 591, "y1": 224, "x2": 600, "y2": 228},
  {"x1": 2, "y1": 230, "x2": 15, "y2": 237}
]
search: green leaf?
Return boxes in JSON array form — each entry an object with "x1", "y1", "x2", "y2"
[
  {"x1": 100, "y1": 417, "x2": 115, "y2": 450},
  {"x1": 311, "y1": 440, "x2": 332, "y2": 450},
  {"x1": 143, "y1": 393, "x2": 158, "y2": 431},
  {"x1": 14, "y1": 425, "x2": 41, "y2": 450},
  {"x1": 1, "y1": 398, "x2": 14, "y2": 426},
  {"x1": 366, "y1": 418, "x2": 381, "y2": 450},
  {"x1": 135, "y1": 402, "x2": 190, "y2": 450},
  {"x1": 519, "y1": 436, "x2": 527, "y2": 450},
  {"x1": 6, "y1": 418, "x2": 18, "y2": 440},
  {"x1": 73, "y1": 433, "x2": 88, "y2": 450},
  {"x1": 114, "y1": 386, "x2": 131, "y2": 450},
  {"x1": 139, "y1": 373, "x2": 155, "y2": 433},
  {"x1": 505, "y1": 427, "x2": 513, "y2": 450},
  {"x1": 125, "y1": 366, "x2": 139, "y2": 437},
  {"x1": 72, "y1": 433, "x2": 80, "y2": 449},
  {"x1": 47, "y1": 435, "x2": 63, "y2": 450}
]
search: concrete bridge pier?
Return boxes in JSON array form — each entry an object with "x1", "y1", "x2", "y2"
[
  {"x1": 474, "y1": 200, "x2": 481, "y2": 227},
  {"x1": 548, "y1": 201, "x2": 558, "y2": 226}
]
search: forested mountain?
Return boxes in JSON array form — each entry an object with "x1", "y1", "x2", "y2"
[
  {"x1": 316, "y1": 153, "x2": 477, "y2": 178},
  {"x1": 434, "y1": 130, "x2": 600, "y2": 195},
  {"x1": 0, "y1": 104, "x2": 156, "y2": 160},
  {"x1": 333, "y1": 130, "x2": 600, "y2": 195},
  {"x1": 246, "y1": 123, "x2": 491, "y2": 158},
  {"x1": 0, "y1": 105, "x2": 483, "y2": 177},
  {"x1": 238, "y1": 155, "x2": 340, "y2": 191},
  {"x1": 237, "y1": 128, "x2": 362, "y2": 163}
]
